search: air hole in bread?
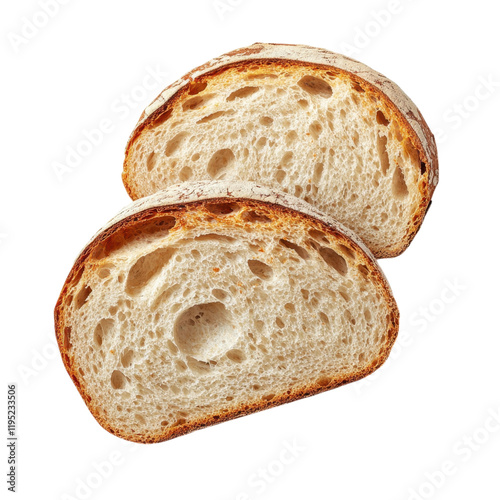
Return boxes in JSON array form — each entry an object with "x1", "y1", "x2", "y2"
[
  {"x1": 301, "y1": 289, "x2": 310, "y2": 300},
  {"x1": 263, "y1": 394, "x2": 275, "y2": 401},
  {"x1": 207, "y1": 149, "x2": 235, "y2": 179},
  {"x1": 75, "y1": 285, "x2": 92, "y2": 309},
  {"x1": 364, "y1": 309, "x2": 372, "y2": 322},
  {"x1": 212, "y1": 289, "x2": 228, "y2": 301},
  {"x1": 182, "y1": 94, "x2": 215, "y2": 111},
  {"x1": 111, "y1": 370, "x2": 126, "y2": 390},
  {"x1": 298, "y1": 75, "x2": 332, "y2": 98},
  {"x1": 298, "y1": 99, "x2": 309, "y2": 108},
  {"x1": 308, "y1": 120, "x2": 323, "y2": 140},
  {"x1": 247, "y1": 259, "x2": 273, "y2": 280},
  {"x1": 420, "y1": 162, "x2": 427, "y2": 175},
  {"x1": 377, "y1": 135, "x2": 390, "y2": 175},
  {"x1": 351, "y1": 82, "x2": 365, "y2": 93},
  {"x1": 319, "y1": 312, "x2": 330, "y2": 325},
  {"x1": 275, "y1": 170, "x2": 286, "y2": 182},
  {"x1": 284, "y1": 303, "x2": 295, "y2": 313},
  {"x1": 309, "y1": 229, "x2": 329, "y2": 244},
  {"x1": 280, "y1": 151, "x2": 293, "y2": 167},
  {"x1": 187, "y1": 356, "x2": 211, "y2": 375},
  {"x1": 197, "y1": 111, "x2": 226, "y2": 124},
  {"x1": 206, "y1": 202, "x2": 240, "y2": 216},
  {"x1": 312, "y1": 162, "x2": 324, "y2": 184},
  {"x1": 338, "y1": 244, "x2": 356, "y2": 260},
  {"x1": 121, "y1": 348, "x2": 134, "y2": 368},
  {"x1": 227, "y1": 86, "x2": 260, "y2": 101},
  {"x1": 358, "y1": 264, "x2": 370, "y2": 277},
  {"x1": 174, "y1": 302, "x2": 237, "y2": 361},
  {"x1": 259, "y1": 116, "x2": 273, "y2": 126},
  {"x1": 279, "y1": 239, "x2": 310, "y2": 261},
  {"x1": 318, "y1": 376, "x2": 331, "y2": 387},
  {"x1": 285, "y1": 130, "x2": 298, "y2": 146},
  {"x1": 146, "y1": 152, "x2": 158, "y2": 171},
  {"x1": 179, "y1": 166, "x2": 192, "y2": 181},
  {"x1": 276, "y1": 317, "x2": 285, "y2": 328},
  {"x1": 175, "y1": 359, "x2": 187, "y2": 372},
  {"x1": 188, "y1": 81, "x2": 207, "y2": 95},
  {"x1": 150, "y1": 108, "x2": 172, "y2": 127},
  {"x1": 93, "y1": 319, "x2": 114, "y2": 347},
  {"x1": 165, "y1": 132, "x2": 188, "y2": 157},
  {"x1": 245, "y1": 73, "x2": 278, "y2": 80},
  {"x1": 194, "y1": 234, "x2": 235, "y2": 243},
  {"x1": 256, "y1": 137, "x2": 267, "y2": 150},
  {"x1": 241, "y1": 210, "x2": 272, "y2": 223},
  {"x1": 63, "y1": 327, "x2": 72, "y2": 350},
  {"x1": 126, "y1": 247, "x2": 175, "y2": 296},
  {"x1": 226, "y1": 349, "x2": 245, "y2": 363},
  {"x1": 97, "y1": 267, "x2": 112, "y2": 279},
  {"x1": 352, "y1": 130, "x2": 360, "y2": 146},
  {"x1": 376, "y1": 110, "x2": 390, "y2": 126},
  {"x1": 392, "y1": 165, "x2": 409, "y2": 198},
  {"x1": 319, "y1": 247, "x2": 348, "y2": 276}
]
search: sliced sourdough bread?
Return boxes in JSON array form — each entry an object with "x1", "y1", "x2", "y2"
[
  {"x1": 55, "y1": 181, "x2": 399, "y2": 444},
  {"x1": 123, "y1": 42, "x2": 438, "y2": 258}
]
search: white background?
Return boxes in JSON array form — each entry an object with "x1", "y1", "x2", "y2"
[{"x1": 2, "y1": 0, "x2": 499, "y2": 499}]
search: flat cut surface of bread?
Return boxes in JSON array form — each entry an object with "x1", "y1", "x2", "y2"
[
  {"x1": 123, "y1": 43, "x2": 438, "y2": 258},
  {"x1": 55, "y1": 181, "x2": 399, "y2": 443}
]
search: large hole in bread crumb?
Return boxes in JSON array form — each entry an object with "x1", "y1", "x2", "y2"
[
  {"x1": 248, "y1": 260, "x2": 273, "y2": 280},
  {"x1": 309, "y1": 121, "x2": 323, "y2": 140},
  {"x1": 63, "y1": 327, "x2": 72, "y2": 350},
  {"x1": 241, "y1": 210, "x2": 272, "y2": 223},
  {"x1": 226, "y1": 349, "x2": 245, "y2": 363},
  {"x1": 245, "y1": 73, "x2": 278, "y2": 80},
  {"x1": 121, "y1": 348, "x2": 134, "y2": 368},
  {"x1": 206, "y1": 202, "x2": 240, "y2": 216},
  {"x1": 376, "y1": 110, "x2": 390, "y2": 126},
  {"x1": 392, "y1": 165, "x2": 409, "y2": 198},
  {"x1": 174, "y1": 302, "x2": 238, "y2": 361},
  {"x1": 279, "y1": 239, "x2": 310, "y2": 260},
  {"x1": 126, "y1": 247, "x2": 175, "y2": 296},
  {"x1": 110, "y1": 370, "x2": 126, "y2": 389},
  {"x1": 179, "y1": 166, "x2": 192, "y2": 181},
  {"x1": 186, "y1": 357, "x2": 211, "y2": 375},
  {"x1": 165, "y1": 132, "x2": 188, "y2": 157},
  {"x1": 377, "y1": 135, "x2": 390, "y2": 175},
  {"x1": 207, "y1": 149, "x2": 235, "y2": 179},
  {"x1": 146, "y1": 152, "x2": 158, "y2": 171},
  {"x1": 75, "y1": 285, "x2": 92, "y2": 309},
  {"x1": 319, "y1": 247, "x2": 348, "y2": 276},
  {"x1": 197, "y1": 111, "x2": 227, "y2": 124},
  {"x1": 188, "y1": 81, "x2": 207, "y2": 95},
  {"x1": 227, "y1": 86, "x2": 260, "y2": 101},
  {"x1": 93, "y1": 319, "x2": 114, "y2": 348},
  {"x1": 298, "y1": 75, "x2": 332, "y2": 98},
  {"x1": 182, "y1": 94, "x2": 215, "y2": 111}
]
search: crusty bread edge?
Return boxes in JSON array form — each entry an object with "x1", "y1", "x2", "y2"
[
  {"x1": 54, "y1": 181, "x2": 399, "y2": 444},
  {"x1": 122, "y1": 42, "x2": 439, "y2": 258}
]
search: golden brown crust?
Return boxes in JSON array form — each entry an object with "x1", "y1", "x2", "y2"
[
  {"x1": 55, "y1": 190, "x2": 399, "y2": 444},
  {"x1": 123, "y1": 48, "x2": 438, "y2": 259}
]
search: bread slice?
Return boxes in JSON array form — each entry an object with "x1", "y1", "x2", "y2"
[
  {"x1": 123, "y1": 43, "x2": 438, "y2": 258},
  {"x1": 55, "y1": 181, "x2": 399, "y2": 444}
]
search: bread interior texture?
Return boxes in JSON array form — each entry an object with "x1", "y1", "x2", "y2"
[
  {"x1": 125, "y1": 62, "x2": 426, "y2": 256},
  {"x1": 61, "y1": 200, "x2": 396, "y2": 441}
]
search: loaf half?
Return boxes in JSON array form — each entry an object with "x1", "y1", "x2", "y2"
[
  {"x1": 123, "y1": 43, "x2": 438, "y2": 258},
  {"x1": 55, "y1": 181, "x2": 399, "y2": 443}
]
